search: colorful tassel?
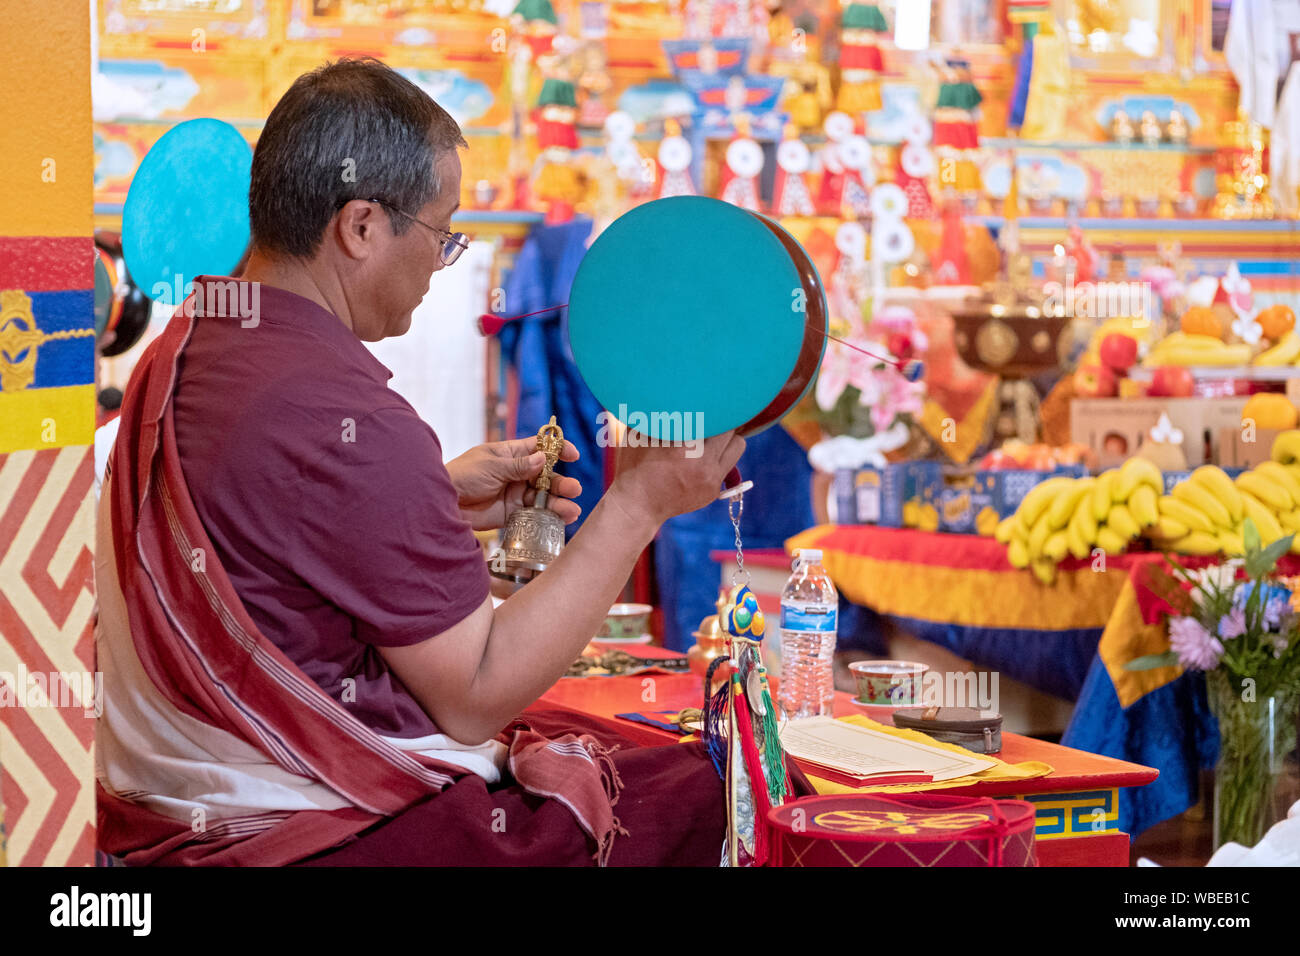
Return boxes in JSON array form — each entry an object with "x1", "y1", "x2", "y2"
[
  {"x1": 702, "y1": 656, "x2": 732, "y2": 778},
  {"x1": 757, "y1": 666, "x2": 788, "y2": 805},
  {"x1": 732, "y1": 673, "x2": 770, "y2": 866}
]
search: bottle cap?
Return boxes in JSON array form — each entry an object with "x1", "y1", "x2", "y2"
[{"x1": 795, "y1": 548, "x2": 822, "y2": 566}]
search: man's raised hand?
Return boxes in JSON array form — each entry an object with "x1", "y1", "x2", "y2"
[
  {"x1": 608, "y1": 430, "x2": 746, "y2": 529},
  {"x1": 446, "y1": 437, "x2": 582, "y2": 531}
]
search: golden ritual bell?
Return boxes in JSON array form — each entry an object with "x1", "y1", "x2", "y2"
[
  {"x1": 687, "y1": 589, "x2": 734, "y2": 691},
  {"x1": 490, "y1": 416, "x2": 567, "y2": 583}
]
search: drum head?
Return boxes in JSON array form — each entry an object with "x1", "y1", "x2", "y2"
[
  {"x1": 568, "y1": 197, "x2": 826, "y2": 440},
  {"x1": 122, "y1": 118, "x2": 252, "y2": 304}
]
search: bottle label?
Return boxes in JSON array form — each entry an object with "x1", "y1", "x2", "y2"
[{"x1": 780, "y1": 605, "x2": 837, "y2": 632}]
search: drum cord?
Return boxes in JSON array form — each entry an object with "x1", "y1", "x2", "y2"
[{"x1": 480, "y1": 306, "x2": 925, "y2": 382}]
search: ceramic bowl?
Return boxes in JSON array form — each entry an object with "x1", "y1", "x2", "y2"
[
  {"x1": 848, "y1": 659, "x2": 929, "y2": 706},
  {"x1": 596, "y1": 603, "x2": 653, "y2": 641}
]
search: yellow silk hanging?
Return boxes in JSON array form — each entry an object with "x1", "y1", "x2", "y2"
[{"x1": 1020, "y1": 23, "x2": 1071, "y2": 142}]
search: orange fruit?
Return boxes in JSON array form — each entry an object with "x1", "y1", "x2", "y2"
[
  {"x1": 1256, "y1": 304, "x2": 1296, "y2": 341},
  {"x1": 1180, "y1": 305, "x2": 1224, "y2": 339},
  {"x1": 1241, "y1": 393, "x2": 1299, "y2": 431}
]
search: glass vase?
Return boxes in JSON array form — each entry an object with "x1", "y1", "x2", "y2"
[{"x1": 1207, "y1": 669, "x2": 1300, "y2": 851}]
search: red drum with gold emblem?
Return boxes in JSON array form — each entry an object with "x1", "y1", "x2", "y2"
[{"x1": 766, "y1": 792, "x2": 1037, "y2": 867}]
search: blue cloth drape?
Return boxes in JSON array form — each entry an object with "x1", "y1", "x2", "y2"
[
  {"x1": 1063, "y1": 660, "x2": 1219, "y2": 837},
  {"x1": 499, "y1": 218, "x2": 605, "y2": 533},
  {"x1": 871, "y1": 618, "x2": 1100, "y2": 702},
  {"x1": 1007, "y1": 26, "x2": 1035, "y2": 130}
]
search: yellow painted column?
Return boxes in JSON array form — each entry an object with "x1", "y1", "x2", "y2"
[{"x1": 0, "y1": 0, "x2": 97, "y2": 866}]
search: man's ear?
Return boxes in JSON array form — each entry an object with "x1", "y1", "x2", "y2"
[{"x1": 334, "y1": 199, "x2": 379, "y2": 260}]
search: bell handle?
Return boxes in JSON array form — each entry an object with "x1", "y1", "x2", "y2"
[{"x1": 716, "y1": 466, "x2": 752, "y2": 501}]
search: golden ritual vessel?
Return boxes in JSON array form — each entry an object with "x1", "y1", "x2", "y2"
[{"x1": 491, "y1": 416, "x2": 567, "y2": 583}]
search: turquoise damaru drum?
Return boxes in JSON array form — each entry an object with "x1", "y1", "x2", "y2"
[
  {"x1": 122, "y1": 118, "x2": 252, "y2": 304},
  {"x1": 567, "y1": 196, "x2": 827, "y2": 441}
]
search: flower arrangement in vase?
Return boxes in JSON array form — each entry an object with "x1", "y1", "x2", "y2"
[{"x1": 1129, "y1": 519, "x2": 1300, "y2": 849}]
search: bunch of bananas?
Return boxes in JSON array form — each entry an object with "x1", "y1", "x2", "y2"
[
  {"x1": 1253, "y1": 331, "x2": 1300, "y2": 366},
  {"x1": 1147, "y1": 464, "x2": 1256, "y2": 554},
  {"x1": 994, "y1": 457, "x2": 1163, "y2": 584},
  {"x1": 1146, "y1": 435, "x2": 1300, "y2": 555},
  {"x1": 1142, "y1": 333, "x2": 1252, "y2": 367},
  {"x1": 994, "y1": 432, "x2": 1300, "y2": 581}
]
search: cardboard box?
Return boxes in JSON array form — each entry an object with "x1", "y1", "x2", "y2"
[
  {"x1": 852, "y1": 468, "x2": 881, "y2": 524},
  {"x1": 872, "y1": 461, "x2": 944, "y2": 528},
  {"x1": 831, "y1": 469, "x2": 860, "y2": 523},
  {"x1": 936, "y1": 466, "x2": 1088, "y2": 534},
  {"x1": 1071, "y1": 397, "x2": 1248, "y2": 469},
  {"x1": 1286, "y1": 377, "x2": 1300, "y2": 407},
  {"x1": 1217, "y1": 428, "x2": 1286, "y2": 469}
]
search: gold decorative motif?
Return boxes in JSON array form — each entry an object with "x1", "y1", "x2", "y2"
[
  {"x1": 973, "y1": 318, "x2": 1018, "y2": 368},
  {"x1": 812, "y1": 809, "x2": 994, "y2": 835},
  {"x1": 1214, "y1": 113, "x2": 1274, "y2": 220},
  {"x1": 0, "y1": 290, "x2": 96, "y2": 392},
  {"x1": 535, "y1": 415, "x2": 564, "y2": 494}
]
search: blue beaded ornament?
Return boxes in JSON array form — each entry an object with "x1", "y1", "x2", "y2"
[{"x1": 724, "y1": 586, "x2": 766, "y2": 641}]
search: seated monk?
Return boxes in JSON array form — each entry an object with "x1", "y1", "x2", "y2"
[{"x1": 94, "y1": 57, "x2": 749, "y2": 866}]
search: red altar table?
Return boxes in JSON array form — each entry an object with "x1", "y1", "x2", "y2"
[{"x1": 537, "y1": 657, "x2": 1158, "y2": 867}]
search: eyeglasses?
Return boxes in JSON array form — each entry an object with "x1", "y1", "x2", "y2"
[{"x1": 364, "y1": 198, "x2": 470, "y2": 266}]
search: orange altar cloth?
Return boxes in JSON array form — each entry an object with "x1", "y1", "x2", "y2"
[{"x1": 535, "y1": 649, "x2": 1158, "y2": 867}]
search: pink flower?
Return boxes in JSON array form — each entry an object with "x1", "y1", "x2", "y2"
[
  {"x1": 864, "y1": 365, "x2": 925, "y2": 432},
  {"x1": 1168, "y1": 616, "x2": 1224, "y2": 671},
  {"x1": 815, "y1": 345, "x2": 851, "y2": 411},
  {"x1": 815, "y1": 337, "x2": 927, "y2": 431},
  {"x1": 816, "y1": 338, "x2": 877, "y2": 411}
]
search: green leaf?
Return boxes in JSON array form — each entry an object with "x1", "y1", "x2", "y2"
[
  {"x1": 1124, "y1": 650, "x2": 1181, "y2": 671},
  {"x1": 1245, "y1": 534, "x2": 1293, "y2": 579},
  {"x1": 1242, "y1": 517, "x2": 1261, "y2": 554}
]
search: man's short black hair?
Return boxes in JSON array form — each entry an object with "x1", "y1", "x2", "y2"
[{"x1": 249, "y1": 57, "x2": 466, "y2": 259}]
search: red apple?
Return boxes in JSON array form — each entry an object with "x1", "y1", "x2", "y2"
[
  {"x1": 1023, "y1": 448, "x2": 1055, "y2": 470},
  {"x1": 1099, "y1": 333, "x2": 1139, "y2": 373},
  {"x1": 1073, "y1": 363, "x2": 1118, "y2": 397},
  {"x1": 979, "y1": 450, "x2": 1015, "y2": 470},
  {"x1": 1148, "y1": 365, "x2": 1196, "y2": 398}
]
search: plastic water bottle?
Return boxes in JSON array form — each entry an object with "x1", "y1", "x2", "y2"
[{"x1": 778, "y1": 549, "x2": 838, "y2": 720}]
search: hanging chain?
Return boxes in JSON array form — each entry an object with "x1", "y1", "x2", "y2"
[{"x1": 729, "y1": 491, "x2": 749, "y2": 588}]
